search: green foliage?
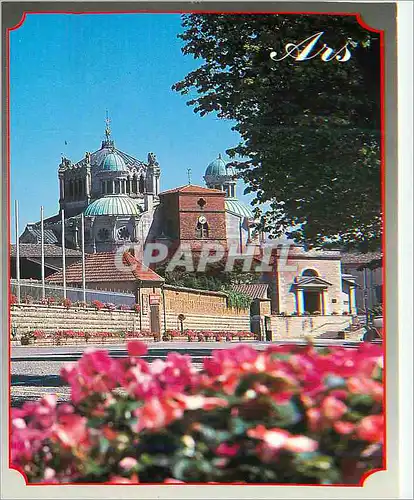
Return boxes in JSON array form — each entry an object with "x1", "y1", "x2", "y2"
[
  {"x1": 156, "y1": 261, "x2": 257, "y2": 291},
  {"x1": 225, "y1": 289, "x2": 252, "y2": 310},
  {"x1": 174, "y1": 14, "x2": 381, "y2": 251}
]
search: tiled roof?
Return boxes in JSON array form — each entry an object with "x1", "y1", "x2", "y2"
[
  {"x1": 341, "y1": 251, "x2": 382, "y2": 265},
  {"x1": 231, "y1": 283, "x2": 269, "y2": 299},
  {"x1": 21, "y1": 226, "x2": 58, "y2": 244},
  {"x1": 46, "y1": 251, "x2": 164, "y2": 284},
  {"x1": 159, "y1": 184, "x2": 224, "y2": 196},
  {"x1": 10, "y1": 244, "x2": 82, "y2": 258}
]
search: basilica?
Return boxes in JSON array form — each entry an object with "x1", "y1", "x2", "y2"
[
  {"x1": 18, "y1": 119, "x2": 364, "y2": 318},
  {"x1": 20, "y1": 119, "x2": 257, "y2": 254}
]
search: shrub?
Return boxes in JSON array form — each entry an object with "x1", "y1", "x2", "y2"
[
  {"x1": 92, "y1": 300, "x2": 104, "y2": 311},
  {"x1": 118, "y1": 304, "x2": 130, "y2": 311},
  {"x1": 32, "y1": 330, "x2": 46, "y2": 340},
  {"x1": 62, "y1": 298, "x2": 72, "y2": 309},
  {"x1": 133, "y1": 304, "x2": 141, "y2": 313},
  {"x1": 11, "y1": 342, "x2": 384, "y2": 485},
  {"x1": 23, "y1": 295, "x2": 33, "y2": 304},
  {"x1": 10, "y1": 294, "x2": 18, "y2": 306},
  {"x1": 47, "y1": 297, "x2": 56, "y2": 306}
]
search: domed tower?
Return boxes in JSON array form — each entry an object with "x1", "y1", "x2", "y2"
[{"x1": 204, "y1": 154, "x2": 237, "y2": 199}]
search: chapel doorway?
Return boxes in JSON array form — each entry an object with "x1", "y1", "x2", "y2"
[{"x1": 304, "y1": 291, "x2": 322, "y2": 314}]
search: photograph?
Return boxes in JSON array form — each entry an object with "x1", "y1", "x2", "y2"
[{"x1": 3, "y1": 2, "x2": 396, "y2": 491}]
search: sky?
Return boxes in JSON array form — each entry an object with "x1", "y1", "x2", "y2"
[{"x1": 9, "y1": 13, "x2": 252, "y2": 241}]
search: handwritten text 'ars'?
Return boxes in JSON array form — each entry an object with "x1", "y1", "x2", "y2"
[{"x1": 270, "y1": 32, "x2": 352, "y2": 63}]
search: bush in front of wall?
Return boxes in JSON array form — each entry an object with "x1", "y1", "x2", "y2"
[{"x1": 11, "y1": 341, "x2": 384, "y2": 485}]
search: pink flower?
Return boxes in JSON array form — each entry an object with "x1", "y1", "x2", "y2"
[
  {"x1": 119, "y1": 457, "x2": 138, "y2": 471},
  {"x1": 216, "y1": 443, "x2": 240, "y2": 457},
  {"x1": 133, "y1": 396, "x2": 184, "y2": 432},
  {"x1": 247, "y1": 425, "x2": 290, "y2": 450},
  {"x1": 321, "y1": 396, "x2": 348, "y2": 420},
  {"x1": 306, "y1": 408, "x2": 322, "y2": 432},
  {"x1": 334, "y1": 421, "x2": 355, "y2": 435},
  {"x1": 52, "y1": 414, "x2": 88, "y2": 448},
  {"x1": 127, "y1": 341, "x2": 148, "y2": 357},
  {"x1": 175, "y1": 394, "x2": 228, "y2": 411},
  {"x1": 356, "y1": 415, "x2": 384, "y2": 443},
  {"x1": 284, "y1": 435, "x2": 318, "y2": 453}
]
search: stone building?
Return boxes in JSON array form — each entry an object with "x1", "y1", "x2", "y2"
[{"x1": 19, "y1": 120, "x2": 255, "y2": 254}]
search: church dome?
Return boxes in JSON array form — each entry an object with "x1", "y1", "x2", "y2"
[
  {"x1": 205, "y1": 154, "x2": 227, "y2": 177},
  {"x1": 101, "y1": 151, "x2": 128, "y2": 172},
  {"x1": 225, "y1": 198, "x2": 254, "y2": 219},
  {"x1": 84, "y1": 195, "x2": 140, "y2": 216}
]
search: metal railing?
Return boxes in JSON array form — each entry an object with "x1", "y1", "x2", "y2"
[{"x1": 10, "y1": 279, "x2": 135, "y2": 306}]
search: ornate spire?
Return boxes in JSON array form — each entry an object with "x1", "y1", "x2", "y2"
[{"x1": 105, "y1": 110, "x2": 111, "y2": 141}]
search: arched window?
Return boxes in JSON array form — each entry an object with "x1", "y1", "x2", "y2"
[
  {"x1": 132, "y1": 175, "x2": 138, "y2": 194},
  {"x1": 302, "y1": 268, "x2": 319, "y2": 277},
  {"x1": 139, "y1": 176, "x2": 145, "y2": 194}
]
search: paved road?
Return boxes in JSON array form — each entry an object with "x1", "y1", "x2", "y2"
[{"x1": 11, "y1": 340, "x2": 377, "y2": 407}]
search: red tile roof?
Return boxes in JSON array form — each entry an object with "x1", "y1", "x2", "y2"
[
  {"x1": 231, "y1": 283, "x2": 270, "y2": 300},
  {"x1": 46, "y1": 251, "x2": 164, "y2": 284},
  {"x1": 159, "y1": 184, "x2": 224, "y2": 196}
]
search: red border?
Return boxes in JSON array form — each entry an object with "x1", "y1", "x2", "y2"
[{"x1": 6, "y1": 10, "x2": 386, "y2": 487}]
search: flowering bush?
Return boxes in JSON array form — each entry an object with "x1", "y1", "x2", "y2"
[
  {"x1": 10, "y1": 294, "x2": 18, "y2": 306},
  {"x1": 92, "y1": 300, "x2": 104, "y2": 311},
  {"x1": 118, "y1": 304, "x2": 131, "y2": 311},
  {"x1": 11, "y1": 342, "x2": 383, "y2": 485},
  {"x1": 62, "y1": 298, "x2": 72, "y2": 309},
  {"x1": 133, "y1": 303, "x2": 141, "y2": 313},
  {"x1": 32, "y1": 330, "x2": 46, "y2": 340},
  {"x1": 104, "y1": 303, "x2": 116, "y2": 312}
]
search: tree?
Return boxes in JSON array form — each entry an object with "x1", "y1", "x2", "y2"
[{"x1": 173, "y1": 14, "x2": 381, "y2": 251}]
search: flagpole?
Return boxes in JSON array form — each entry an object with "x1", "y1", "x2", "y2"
[
  {"x1": 40, "y1": 206, "x2": 45, "y2": 300},
  {"x1": 81, "y1": 213, "x2": 86, "y2": 305},
  {"x1": 15, "y1": 200, "x2": 21, "y2": 304},
  {"x1": 61, "y1": 209, "x2": 66, "y2": 299}
]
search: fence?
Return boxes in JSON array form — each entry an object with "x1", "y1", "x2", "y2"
[{"x1": 10, "y1": 279, "x2": 136, "y2": 306}]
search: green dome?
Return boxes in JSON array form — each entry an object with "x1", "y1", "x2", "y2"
[
  {"x1": 101, "y1": 152, "x2": 128, "y2": 172},
  {"x1": 225, "y1": 198, "x2": 254, "y2": 219},
  {"x1": 205, "y1": 154, "x2": 227, "y2": 177},
  {"x1": 84, "y1": 195, "x2": 140, "y2": 216}
]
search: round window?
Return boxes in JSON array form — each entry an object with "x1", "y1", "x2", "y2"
[{"x1": 117, "y1": 226, "x2": 131, "y2": 240}]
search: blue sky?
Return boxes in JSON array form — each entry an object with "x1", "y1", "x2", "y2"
[{"x1": 10, "y1": 13, "x2": 252, "y2": 241}]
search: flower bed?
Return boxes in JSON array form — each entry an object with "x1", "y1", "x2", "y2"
[
  {"x1": 19, "y1": 329, "x2": 259, "y2": 346},
  {"x1": 11, "y1": 341, "x2": 383, "y2": 484}
]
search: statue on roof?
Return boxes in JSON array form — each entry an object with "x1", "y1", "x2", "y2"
[
  {"x1": 147, "y1": 152, "x2": 159, "y2": 166},
  {"x1": 85, "y1": 152, "x2": 91, "y2": 164}
]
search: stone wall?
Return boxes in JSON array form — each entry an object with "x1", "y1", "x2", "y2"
[
  {"x1": 271, "y1": 315, "x2": 352, "y2": 339},
  {"x1": 10, "y1": 302, "x2": 250, "y2": 338},
  {"x1": 11, "y1": 304, "x2": 149, "y2": 336}
]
